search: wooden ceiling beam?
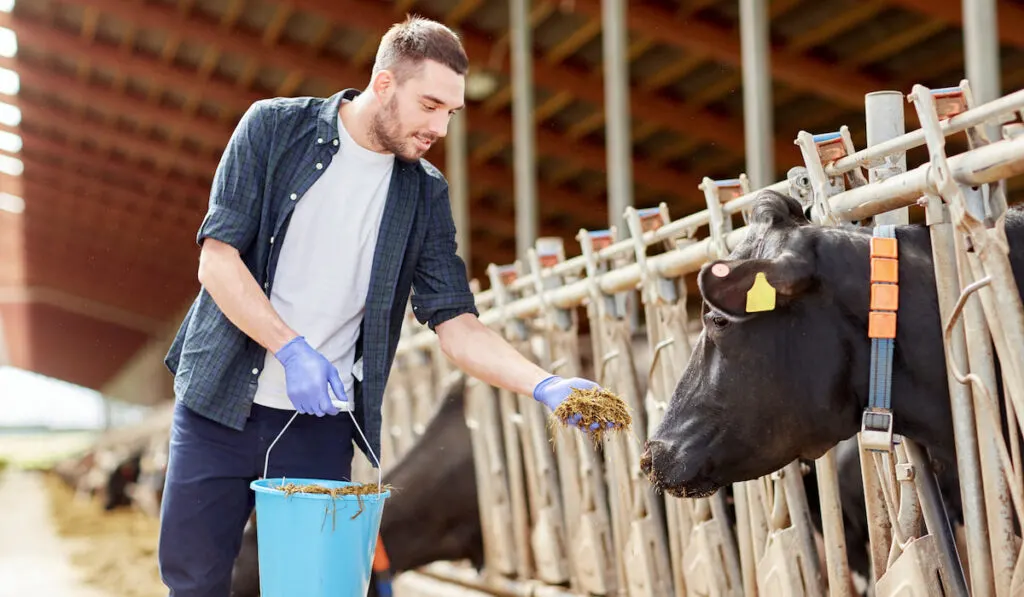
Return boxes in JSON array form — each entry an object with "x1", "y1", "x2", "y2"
[
  {"x1": 1, "y1": 169, "x2": 201, "y2": 249},
  {"x1": 1, "y1": 57, "x2": 228, "y2": 150},
  {"x1": 275, "y1": 0, "x2": 765, "y2": 159},
  {"x1": 14, "y1": 81, "x2": 605, "y2": 234},
  {"x1": 18, "y1": 256, "x2": 195, "y2": 321},
  {"x1": 10, "y1": 117, "x2": 599, "y2": 257},
  {"x1": 6, "y1": 10, "x2": 693, "y2": 210},
  {"x1": 782, "y1": 1, "x2": 889, "y2": 54},
  {"x1": 14, "y1": 102, "x2": 217, "y2": 178},
  {"x1": 17, "y1": 219, "x2": 194, "y2": 279},
  {"x1": 567, "y1": 0, "x2": 884, "y2": 109},
  {"x1": 9, "y1": 103, "x2": 601, "y2": 251},
  {"x1": 11, "y1": 159, "x2": 201, "y2": 226},
  {"x1": 10, "y1": 129, "x2": 209, "y2": 206},
  {"x1": 18, "y1": 198, "x2": 198, "y2": 264},
  {"x1": 885, "y1": 0, "x2": 1024, "y2": 49},
  {"x1": 466, "y1": 113, "x2": 701, "y2": 198},
  {"x1": 2, "y1": 13, "x2": 247, "y2": 110}
]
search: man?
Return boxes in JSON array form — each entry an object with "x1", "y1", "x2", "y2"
[{"x1": 158, "y1": 15, "x2": 621, "y2": 597}]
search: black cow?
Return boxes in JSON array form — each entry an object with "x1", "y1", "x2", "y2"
[
  {"x1": 103, "y1": 448, "x2": 143, "y2": 511},
  {"x1": 640, "y1": 190, "x2": 1020, "y2": 506}
]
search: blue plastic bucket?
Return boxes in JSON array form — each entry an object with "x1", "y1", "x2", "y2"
[{"x1": 250, "y1": 477, "x2": 391, "y2": 597}]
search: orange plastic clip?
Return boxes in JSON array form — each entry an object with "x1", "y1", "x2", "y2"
[
  {"x1": 871, "y1": 258, "x2": 898, "y2": 284},
  {"x1": 869, "y1": 311, "x2": 897, "y2": 339},
  {"x1": 871, "y1": 283, "x2": 899, "y2": 311},
  {"x1": 870, "y1": 237, "x2": 897, "y2": 259}
]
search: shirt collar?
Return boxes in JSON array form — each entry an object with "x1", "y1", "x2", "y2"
[
  {"x1": 316, "y1": 87, "x2": 416, "y2": 173},
  {"x1": 316, "y1": 88, "x2": 361, "y2": 148}
]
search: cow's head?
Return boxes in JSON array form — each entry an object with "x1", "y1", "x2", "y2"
[{"x1": 641, "y1": 190, "x2": 870, "y2": 498}]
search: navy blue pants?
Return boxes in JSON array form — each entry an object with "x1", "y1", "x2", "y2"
[{"x1": 158, "y1": 401, "x2": 355, "y2": 597}]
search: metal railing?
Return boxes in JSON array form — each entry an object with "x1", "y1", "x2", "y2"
[{"x1": 375, "y1": 80, "x2": 1024, "y2": 596}]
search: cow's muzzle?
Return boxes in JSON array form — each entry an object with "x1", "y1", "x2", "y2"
[{"x1": 640, "y1": 438, "x2": 720, "y2": 499}]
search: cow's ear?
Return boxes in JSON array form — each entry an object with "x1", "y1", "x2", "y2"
[{"x1": 698, "y1": 253, "x2": 814, "y2": 319}]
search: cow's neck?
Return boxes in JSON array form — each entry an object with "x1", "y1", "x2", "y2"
[{"x1": 821, "y1": 223, "x2": 958, "y2": 466}]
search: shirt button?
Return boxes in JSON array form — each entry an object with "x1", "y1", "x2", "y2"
[
  {"x1": 251, "y1": 368, "x2": 259, "y2": 375},
  {"x1": 317, "y1": 137, "x2": 324, "y2": 144},
  {"x1": 264, "y1": 282, "x2": 268, "y2": 289},
  {"x1": 290, "y1": 193, "x2": 297, "y2": 200},
  {"x1": 333, "y1": 139, "x2": 339, "y2": 146},
  {"x1": 269, "y1": 236, "x2": 275, "y2": 244},
  {"x1": 315, "y1": 162, "x2": 323, "y2": 170}
]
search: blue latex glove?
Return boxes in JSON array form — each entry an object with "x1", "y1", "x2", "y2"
[
  {"x1": 533, "y1": 375, "x2": 620, "y2": 431},
  {"x1": 274, "y1": 336, "x2": 347, "y2": 417}
]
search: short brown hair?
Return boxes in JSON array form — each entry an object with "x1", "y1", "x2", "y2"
[{"x1": 373, "y1": 15, "x2": 469, "y2": 83}]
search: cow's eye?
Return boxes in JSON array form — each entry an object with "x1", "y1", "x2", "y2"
[{"x1": 705, "y1": 311, "x2": 729, "y2": 330}]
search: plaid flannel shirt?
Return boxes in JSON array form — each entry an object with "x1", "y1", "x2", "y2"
[{"x1": 164, "y1": 88, "x2": 478, "y2": 464}]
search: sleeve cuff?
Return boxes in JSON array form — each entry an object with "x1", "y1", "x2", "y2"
[
  {"x1": 196, "y1": 203, "x2": 260, "y2": 251},
  {"x1": 411, "y1": 292, "x2": 479, "y2": 331}
]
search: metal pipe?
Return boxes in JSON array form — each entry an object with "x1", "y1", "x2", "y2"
[
  {"x1": 447, "y1": 108, "x2": 471, "y2": 272},
  {"x1": 818, "y1": 134, "x2": 1024, "y2": 223},
  {"x1": 393, "y1": 570, "x2": 504, "y2": 597},
  {"x1": 480, "y1": 89, "x2": 1024, "y2": 295},
  {"x1": 739, "y1": 0, "x2": 773, "y2": 188},
  {"x1": 814, "y1": 447, "x2": 853, "y2": 597},
  {"x1": 904, "y1": 438, "x2": 970, "y2": 597},
  {"x1": 397, "y1": 133, "x2": 1024, "y2": 354},
  {"x1": 417, "y1": 561, "x2": 581, "y2": 597},
  {"x1": 864, "y1": 91, "x2": 908, "y2": 226},
  {"x1": 927, "y1": 196, "x2": 994, "y2": 597},
  {"x1": 509, "y1": 0, "x2": 537, "y2": 261},
  {"x1": 826, "y1": 88, "x2": 1024, "y2": 176},
  {"x1": 469, "y1": 87, "x2": 1024, "y2": 308},
  {"x1": 959, "y1": 240, "x2": 1017, "y2": 596},
  {"x1": 963, "y1": 0, "x2": 1002, "y2": 107},
  {"x1": 601, "y1": 0, "x2": 633, "y2": 235}
]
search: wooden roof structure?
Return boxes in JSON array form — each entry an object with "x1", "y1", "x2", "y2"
[{"x1": 0, "y1": 0, "x2": 1022, "y2": 396}]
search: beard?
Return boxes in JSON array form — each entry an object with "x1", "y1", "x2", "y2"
[{"x1": 368, "y1": 95, "x2": 434, "y2": 162}]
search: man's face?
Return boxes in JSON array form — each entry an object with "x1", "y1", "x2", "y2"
[{"x1": 371, "y1": 59, "x2": 465, "y2": 162}]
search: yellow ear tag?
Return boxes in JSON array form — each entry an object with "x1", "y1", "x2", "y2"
[{"x1": 745, "y1": 272, "x2": 777, "y2": 313}]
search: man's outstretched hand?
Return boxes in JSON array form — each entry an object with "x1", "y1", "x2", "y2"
[
  {"x1": 275, "y1": 336, "x2": 347, "y2": 417},
  {"x1": 532, "y1": 375, "x2": 622, "y2": 431}
]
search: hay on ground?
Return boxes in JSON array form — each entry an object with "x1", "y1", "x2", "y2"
[
  {"x1": 551, "y1": 386, "x2": 632, "y2": 442},
  {"x1": 44, "y1": 472, "x2": 165, "y2": 597}
]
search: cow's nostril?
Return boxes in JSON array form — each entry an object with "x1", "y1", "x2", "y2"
[{"x1": 639, "y1": 440, "x2": 661, "y2": 477}]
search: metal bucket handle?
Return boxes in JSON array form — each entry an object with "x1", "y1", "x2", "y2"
[{"x1": 261, "y1": 399, "x2": 384, "y2": 496}]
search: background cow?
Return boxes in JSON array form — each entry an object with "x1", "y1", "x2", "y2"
[
  {"x1": 229, "y1": 332, "x2": 650, "y2": 596},
  {"x1": 229, "y1": 375, "x2": 481, "y2": 597}
]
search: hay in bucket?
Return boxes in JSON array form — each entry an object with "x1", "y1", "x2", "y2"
[
  {"x1": 551, "y1": 386, "x2": 632, "y2": 442},
  {"x1": 271, "y1": 481, "x2": 394, "y2": 526}
]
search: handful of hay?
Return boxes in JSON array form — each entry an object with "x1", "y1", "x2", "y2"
[{"x1": 552, "y1": 386, "x2": 632, "y2": 441}]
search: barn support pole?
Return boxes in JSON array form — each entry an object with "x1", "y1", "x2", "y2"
[
  {"x1": 864, "y1": 91, "x2": 908, "y2": 226},
  {"x1": 446, "y1": 108, "x2": 471, "y2": 273},
  {"x1": 510, "y1": 0, "x2": 537, "y2": 261},
  {"x1": 921, "y1": 196, "x2": 991, "y2": 597},
  {"x1": 963, "y1": 0, "x2": 1006, "y2": 205},
  {"x1": 601, "y1": 0, "x2": 633, "y2": 235},
  {"x1": 962, "y1": 0, "x2": 1001, "y2": 112},
  {"x1": 739, "y1": 0, "x2": 773, "y2": 189}
]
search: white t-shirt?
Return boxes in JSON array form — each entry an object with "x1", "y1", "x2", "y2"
[{"x1": 252, "y1": 103, "x2": 395, "y2": 410}]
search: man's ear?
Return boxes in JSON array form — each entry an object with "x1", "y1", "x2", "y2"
[
  {"x1": 371, "y1": 70, "x2": 394, "y2": 101},
  {"x1": 697, "y1": 252, "x2": 815, "y2": 319}
]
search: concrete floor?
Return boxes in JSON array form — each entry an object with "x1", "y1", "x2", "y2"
[{"x1": 0, "y1": 467, "x2": 111, "y2": 597}]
